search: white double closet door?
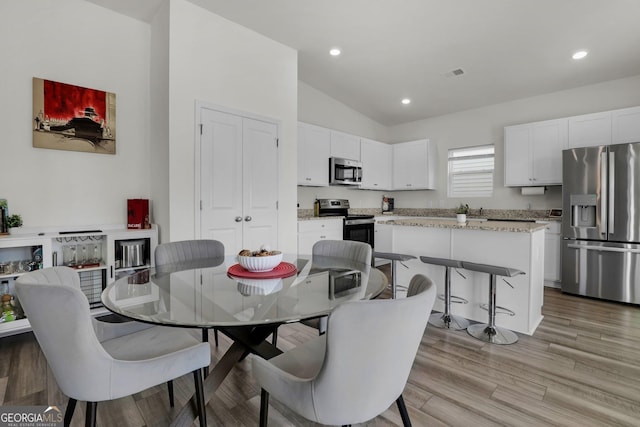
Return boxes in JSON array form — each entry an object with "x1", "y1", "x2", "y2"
[{"x1": 198, "y1": 106, "x2": 279, "y2": 255}]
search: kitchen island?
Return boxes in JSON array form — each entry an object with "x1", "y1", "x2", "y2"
[{"x1": 376, "y1": 218, "x2": 546, "y2": 335}]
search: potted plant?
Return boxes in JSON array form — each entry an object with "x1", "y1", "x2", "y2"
[
  {"x1": 6, "y1": 214, "x2": 23, "y2": 231},
  {"x1": 455, "y1": 204, "x2": 469, "y2": 224}
]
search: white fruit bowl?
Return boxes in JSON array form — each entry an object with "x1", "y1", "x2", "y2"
[{"x1": 237, "y1": 253, "x2": 283, "y2": 272}]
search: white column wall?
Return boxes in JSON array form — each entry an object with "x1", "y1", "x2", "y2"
[
  {"x1": 167, "y1": 0, "x2": 298, "y2": 251},
  {"x1": 149, "y1": 1, "x2": 171, "y2": 243},
  {"x1": 0, "y1": 0, "x2": 151, "y2": 228}
]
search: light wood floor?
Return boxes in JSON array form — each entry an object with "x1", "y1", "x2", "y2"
[{"x1": 2, "y1": 270, "x2": 640, "y2": 426}]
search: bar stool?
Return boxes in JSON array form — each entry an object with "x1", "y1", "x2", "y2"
[
  {"x1": 419, "y1": 256, "x2": 469, "y2": 330},
  {"x1": 461, "y1": 261, "x2": 524, "y2": 345},
  {"x1": 374, "y1": 252, "x2": 416, "y2": 299}
]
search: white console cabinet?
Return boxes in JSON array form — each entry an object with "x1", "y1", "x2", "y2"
[{"x1": 0, "y1": 225, "x2": 157, "y2": 338}]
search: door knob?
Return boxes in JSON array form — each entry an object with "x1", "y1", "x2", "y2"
[
  {"x1": 244, "y1": 216, "x2": 252, "y2": 222},
  {"x1": 235, "y1": 216, "x2": 243, "y2": 222}
]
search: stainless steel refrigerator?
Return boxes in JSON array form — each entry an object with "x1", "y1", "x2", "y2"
[{"x1": 562, "y1": 142, "x2": 640, "y2": 304}]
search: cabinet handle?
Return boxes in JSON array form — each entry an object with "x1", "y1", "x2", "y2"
[
  {"x1": 245, "y1": 216, "x2": 252, "y2": 222},
  {"x1": 235, "y1": 216, "x2": 243, "y2": 222},
  {"x1": 306, "y1": 177, "x2": 311, "y2": 181},
  {"x1": 320, "y1": 235, "x2": 326, "y2": 238}
]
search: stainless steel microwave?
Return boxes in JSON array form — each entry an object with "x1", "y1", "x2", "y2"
[{"x1": 329, "y1": 157, "x2": 362, "y2": 186}]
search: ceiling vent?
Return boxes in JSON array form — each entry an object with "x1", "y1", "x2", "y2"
[{"x1": 443, "y1": 68, "x2": 465, "y2": 78}]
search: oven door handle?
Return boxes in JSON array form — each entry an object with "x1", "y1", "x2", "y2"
[{"x1": 344, "y1": 219, "x2": 375, "y2": 226}]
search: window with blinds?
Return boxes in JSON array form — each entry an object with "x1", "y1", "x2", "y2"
[{"x1": 448, "y1": 145, "x2": 494, "y2": 197}]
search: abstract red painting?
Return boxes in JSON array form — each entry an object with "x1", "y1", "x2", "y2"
[{"x1": 32, "y1": 78, "x2": 116, "y2": 154}]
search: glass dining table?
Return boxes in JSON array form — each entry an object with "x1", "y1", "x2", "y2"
[{"x1": 101, "y1": 253, "x2": 387, "y2": 426}]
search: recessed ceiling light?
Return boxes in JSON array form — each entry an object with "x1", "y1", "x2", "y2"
[
  {"x1": 401, "y1": 98, "x2": 411, "y2": 105},
  {"x1": 572, "y1": 50, "x2": 588, "y2": 60},
  {"x1": 329, "y1": 48, "x2": 341, "y2": 56}
]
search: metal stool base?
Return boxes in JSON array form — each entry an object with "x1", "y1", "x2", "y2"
[
  {"x1": 467, "y1": 323, "x2": 518, "y2": 345},
  {"x1": 429, "y1": 312, "x2": 470, "y2": 330}
]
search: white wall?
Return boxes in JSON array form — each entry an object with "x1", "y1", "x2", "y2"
[
  {"x1": 150, "y1": 1, "x2": 171, "y2": 242},
  {"x1": 388, "y1": 75, "x2": 640, "y2": 210},
  {"x1": 298, "y1": 82, "x2": 390, "y2": 209},
  {"x1": 299, "y1": 75, "x2": 640, "y2": 211},
  {"x1": 0, "y1": 0, "x2": 151, "y2": 229},
  {"x1": 166, "y1": 0, "x2": 298, "y2": 251},
  {"x1": 299, "y1": 82, "x2": 389, "y2": 141}
]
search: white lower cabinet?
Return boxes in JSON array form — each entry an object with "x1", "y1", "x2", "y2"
[
  {"x1": 374, "y1": 223, "x2": 392, "y2": 253},
  {"x1": 297, "y1": 219, "x2": 342, "y2": 255},
  {"x1": 373, "y1": 223, "x2": 393, "y2": 266},
  {"x1": 538, "y1": 221, "x2": 562, "y2": 284},
  {"x1": 0, "y1": 225, "x2": 157, "y2": 338}
]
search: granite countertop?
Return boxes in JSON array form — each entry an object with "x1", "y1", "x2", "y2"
[
  {"x1": 377, "y1": 218, "x2": 547, "y2": 233},
  {"x1": 297, "y1": 214, "x2": 344, "y2": 220},
  {"x1": 298, "y1": 208, "x2": 561, "y2": 223}
]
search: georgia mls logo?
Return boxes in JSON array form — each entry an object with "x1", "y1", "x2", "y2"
[{"x1": 0, "y1": 405, "x2": 63, "y2": 427}]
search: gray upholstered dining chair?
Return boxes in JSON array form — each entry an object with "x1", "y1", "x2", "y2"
[
  {"x1": 15, "y1": 267, "x2": 211, "y2": 427},
  {"x1": 155, "y1": 239, "x2": 225, "y2": 346},
  {"x1": 301, "y1": 239, "x2": 373, "y2": 334},
  {"x1": 252, "y1": 273, "x2": 436, "y2": 427},
  {"x1": 155, "y1": 239, "x2": 225, "y2": 267}
]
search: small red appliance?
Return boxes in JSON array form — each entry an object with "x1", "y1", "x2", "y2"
[{"x1": 127, "y1": 199, "x2": 149, "y2": 229}]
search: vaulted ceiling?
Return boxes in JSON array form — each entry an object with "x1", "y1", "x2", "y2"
[{"x1": 86, "y1": 0, "x2": 640, "y2": 126}]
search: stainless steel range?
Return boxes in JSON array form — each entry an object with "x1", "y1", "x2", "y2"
[{"x1": 317, "y1": 199, "x2": 374, "y2": 248}]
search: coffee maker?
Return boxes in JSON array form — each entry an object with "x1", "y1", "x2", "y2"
[{"x1": 381, "y1": 195, "x2": 394, "y2": 214}]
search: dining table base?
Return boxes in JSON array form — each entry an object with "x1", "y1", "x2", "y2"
[{"x1": 169, "y1": 324, "x2": 283, "y2": 427}]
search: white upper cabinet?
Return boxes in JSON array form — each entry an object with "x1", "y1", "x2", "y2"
[
  {"x1": 298, "y1": 122, "x2": 330, "y2": 186},
  {"x1": 392, "y1": 139, "x2": 436, "y2": 190},
  {"x1": 330, "y1": 130, "x2": 360, "y2": 160},
  {"x1": 612, "y1": 106, "x2": 640, "y2": 144},
  {"x1": 360, "y1": 138, "x2": 392, "y2": 190},
  {"x1": 568, "y1": 111, "x2": 612, "y2": 148},
  {"x1": 504, "y1": 125, "x2": 530, "y2": 186},
  {"x1": 504, "y1": 118, "x2": 567, "y2": 186}
]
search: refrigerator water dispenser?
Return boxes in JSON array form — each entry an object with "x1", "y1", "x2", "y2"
[{"x1": 570, "y1": 194, "x2": 597, "y2": 228}]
